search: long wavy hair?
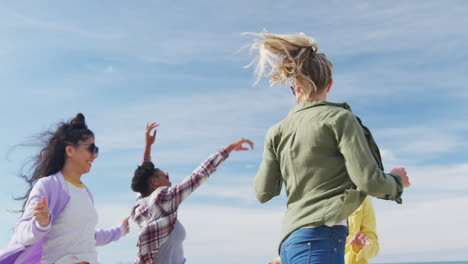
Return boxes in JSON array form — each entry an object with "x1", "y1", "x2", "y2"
[
  {"x1": 15, "y1": 113, "x2": 94, "y2": 212},
  {"x1": 244, "y1": 31, "x2": 333, "y2": 98}
]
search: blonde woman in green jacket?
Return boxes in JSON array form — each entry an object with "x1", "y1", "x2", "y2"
[{"x1": 246, "y1": 31, "x2": 411, "y2": 264}]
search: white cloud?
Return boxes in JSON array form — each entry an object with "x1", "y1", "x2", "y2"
[
  {"x1": 406, "y1": 163, "x2": 468, "y2": 190},
  {"x1": 374, "y1": 196, "x2": 468, "y2": 262},
  {"x1": 179, "y1": 205, "x2": 283, "y2": 264},
  {"x1": 8, "y1": 11, "x2": 120, "y2": 40},
  {"x1": 94, "y1": 202, "x2": 284, "y2": 264},
  {"x1": 91, "y1": 87, "x2": 291, "y2": 153},
  {"x1": 2, "y1": 176, "x2": 467, "y2": 264},
  {"x1": 95, "y1": 196, "x2": 468, "y2": 263},
  {"x1": 379, "y1": 148, "x2": 399, "y2": 165},
  {"x1": 374, "y1": 123, "x2": 468, "y2": 162},
  {"x1": 103, "y1": 66, "x2": 115, "y2": 74},
  {"x1": 192, "y1": 184, "x2": 257, "y2": 203}
]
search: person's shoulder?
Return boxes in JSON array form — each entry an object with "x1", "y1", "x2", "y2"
[
  {"x1": 314, "y1": 106, "x2": 355, "y2": 132},
  {"x1": 323, "y1": 103, "x2": 357, "y2": 126},
  {"x1": 322, "y1": 102, "x2": 354, "y2": 117},
  {"x1": 265, "y1": 122, "x2": 281, "y2": 138},
  {"x1": 35, "y1": 172, "x2": 62, "y2": 188}
]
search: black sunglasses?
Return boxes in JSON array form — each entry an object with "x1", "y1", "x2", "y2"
[
  {"x1": 77, "y1": 143, "x2": 99, "y2": 155},
  {"x1": 290, "y1": 86, "x2": 296, "y2": 96}
]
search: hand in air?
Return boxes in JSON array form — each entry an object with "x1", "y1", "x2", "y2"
[
  {"x1": 33, "y1": 196, "x2": 51, "y2": 227},
  {"x1": 145, "y1": 122, "x2": 160, "y2": 146},
  {"x1": 390, "y1": 167, "x2": 411, "y2": 187},
  {"x1": 225, "y1": 138, "x2": 254, "y2": 154}
]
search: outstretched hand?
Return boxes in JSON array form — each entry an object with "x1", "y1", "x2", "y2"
[
  {"x1": 145, "y1": 122, "x2": 160, "y2": 146},
  {"x1": 224, "y1": 138, "x2": 254, "y2": 154}
]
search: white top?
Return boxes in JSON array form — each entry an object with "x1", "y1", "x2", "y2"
[
  {"x1": 335, "y1": 218, "x2": 348, "y2": 226},
  {"x1": 153, "y1": 220, "x2": 186, "y2": 264},
  {"x1": 41, "y1": 180, "x2": 99, "y2": 264}
]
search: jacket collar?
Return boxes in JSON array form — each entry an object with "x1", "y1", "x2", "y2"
[{"x1": 288, "y1": 100, "x2": 352, "y2": 116}]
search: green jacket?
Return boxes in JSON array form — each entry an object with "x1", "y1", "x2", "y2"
[{"x1": 254, "y1": 100, "x2": 403, "y2": 250}]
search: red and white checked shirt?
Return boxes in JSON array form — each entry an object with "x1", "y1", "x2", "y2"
[{"x1": 131, "y1": 149, "x2": 229, "y2": 264}]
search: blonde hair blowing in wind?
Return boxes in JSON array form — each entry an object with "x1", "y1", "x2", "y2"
[{"x1": 244, "y1": 31, "x2": 333, "y2": 98}]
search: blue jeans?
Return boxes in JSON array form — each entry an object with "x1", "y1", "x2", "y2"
[{"x1": 280, "y1": 226, "x2": 348, "y2": 264}]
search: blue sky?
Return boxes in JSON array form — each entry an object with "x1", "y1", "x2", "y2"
[{"x1": 0, "y1": 1, "x2": 467, "y2": 263}]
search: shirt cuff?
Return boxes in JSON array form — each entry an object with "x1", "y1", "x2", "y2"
[
  {"x1": 219, "y1": 148, "x2": 229, "y2": 159},
  {"x1": 34, "y1": 217, "x2": 52, "y2": 232},
  {"x1": 388, "y1": 173, "x2": 403, "y2": 204}
]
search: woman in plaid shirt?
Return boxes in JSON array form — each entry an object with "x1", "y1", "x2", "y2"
[{"x1": 130, "y1": 122, "x2": 253, "y2": 264}]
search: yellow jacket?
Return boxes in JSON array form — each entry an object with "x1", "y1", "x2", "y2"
[{"x1": 345, "y1": 196, "x2": 380, "y2": 264}]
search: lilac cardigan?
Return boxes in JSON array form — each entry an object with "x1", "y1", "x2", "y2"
[{"x1": 0, "y1": 172, "x2": 125, "y2": 264}]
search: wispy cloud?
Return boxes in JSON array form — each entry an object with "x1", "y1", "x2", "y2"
[
  {"x1": 8, "y1": 11, "x2": 120, "y2": 40},
  {"x1": 91, "y1": 87, "x2": 291, "y2": 152},
  {"x1": 191, "y1": 184, "x2": 257, "y2": 203},
  {"x1": 178, "y1": 205, "x2": 283, "y2": 263},
  {"x1": 92, "y1": 202, "x2": 283, "y2": 263},
  {"x1": 95, "y1": 196, "x2": 468, "y2": 263},
  {"x1": 375, "y1": 122, "x2": 468, "y2": 163},
  {"x1": 103, "y1": 66, "x2": 115, "y2": 74},
  {"x1": 407, "y1": 163, "x2": 468, "y2": 190},
  {"x1": 374, "y1": 196, "x2": 468, "y2": 261}
]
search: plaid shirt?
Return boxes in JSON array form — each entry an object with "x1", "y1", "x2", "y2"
[{"x1": 131, "y1": 149, "x2": 229, "y2": 264}]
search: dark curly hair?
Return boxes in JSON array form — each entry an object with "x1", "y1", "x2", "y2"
[
  {"x1": 15, "y1": 113, "x2": 94, "y2": 212},
  {"x1": 131, "y1": 161, "x2": 162, "y2": 197}
]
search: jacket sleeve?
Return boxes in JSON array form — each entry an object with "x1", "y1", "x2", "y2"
[
  {"x1": 95, "y1": 224, "x2": 126, "y2": 246},
  {"x1": 13, "y1": 181, "x2": 51, "y2": 246},
  {"x1": 335, "y1": 111, "x2": 403, "y2": 203},
  {"x1": 352, "y1": 198, "x2": 380, "y2": 261},
  {"x1": 254, "y1": 128, "x2": 283, "y2": 203}
]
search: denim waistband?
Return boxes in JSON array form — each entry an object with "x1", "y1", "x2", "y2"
[{"x1": 283, "y1": 225, "x2": 348, "y2": 245}]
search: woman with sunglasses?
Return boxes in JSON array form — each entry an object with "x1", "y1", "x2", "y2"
[
  {"x1": 0, "y1": 113, "x2": 129, "y2": 264},
  {"x1": 245, "y1": 31, "x2": 411, "y2": 264},
  {"x1": 130, "y1": 122, "x2": 254, "y2": 264}
]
